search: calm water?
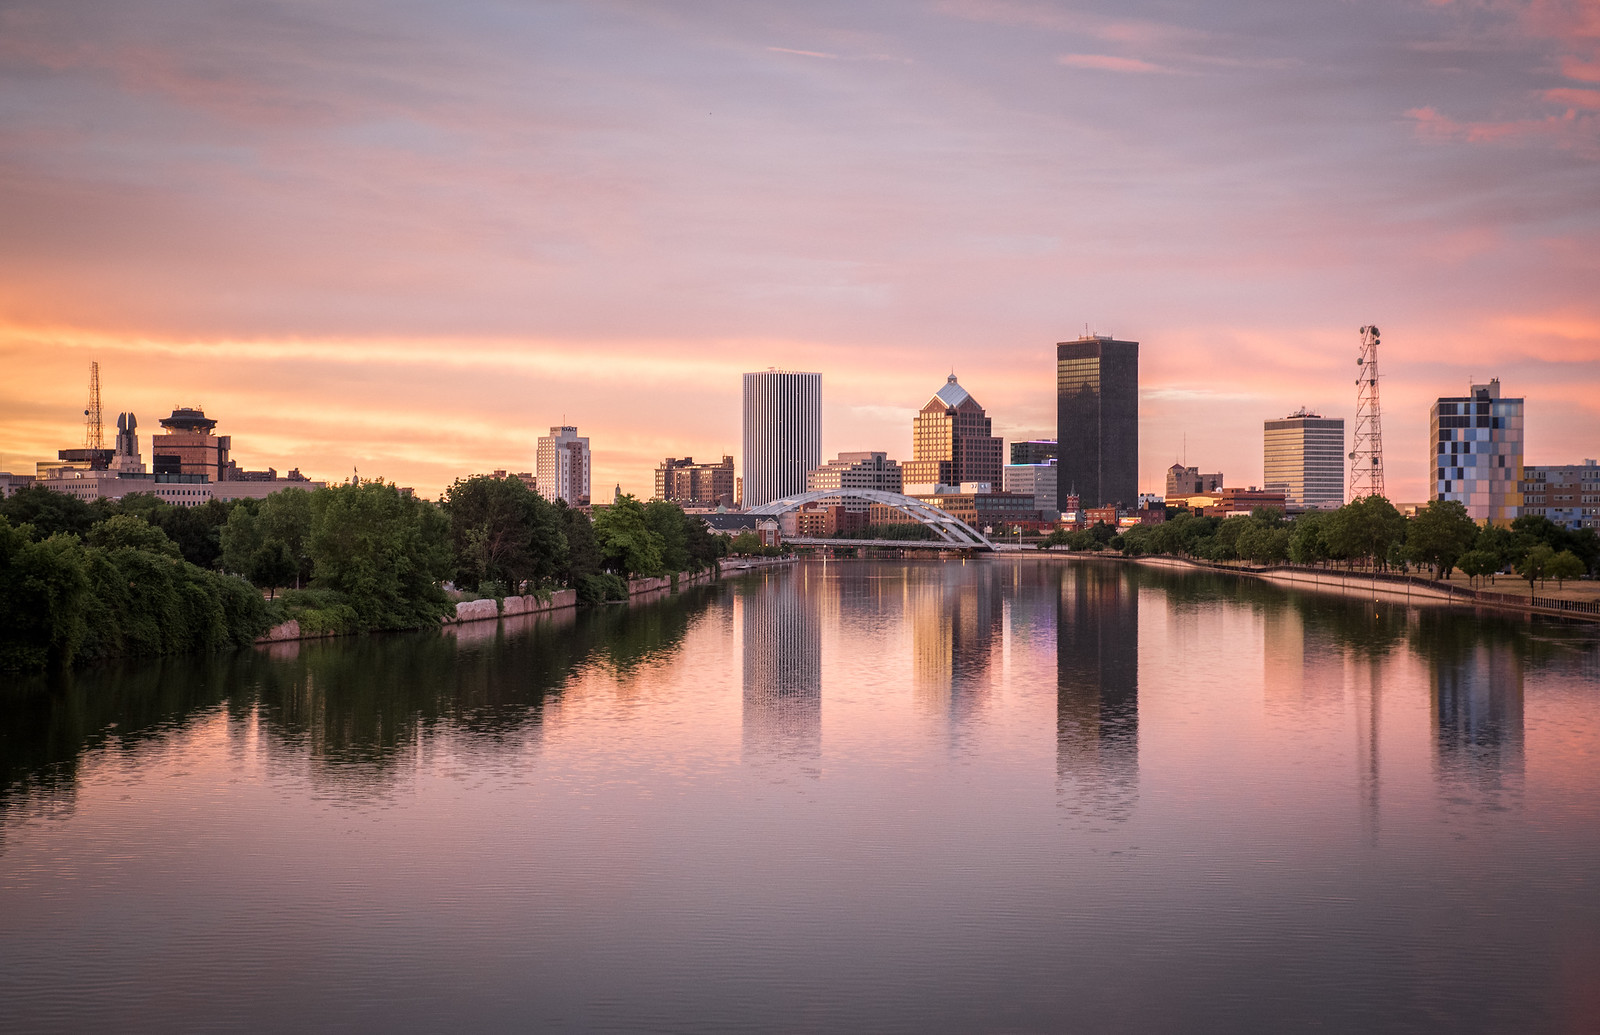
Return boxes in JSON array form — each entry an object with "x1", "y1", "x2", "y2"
[{"x1": 3, "y1": 559, "x2": 1599, "y2": 1034}]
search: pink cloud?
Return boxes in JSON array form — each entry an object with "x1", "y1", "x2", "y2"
[{"x1": 1058, "y1": 53, "x2": 1173, "y2": 74}]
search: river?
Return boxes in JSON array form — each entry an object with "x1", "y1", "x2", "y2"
[{"x1": 2, "y1": 558, "x2": 1598, "y2": 1033}]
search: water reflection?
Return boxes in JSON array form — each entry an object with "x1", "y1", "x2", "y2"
[
  {"x1": 909, "y1": 562, "x2": 1003, "y2": 724},
  {"x1": 1, "y1": 587, "x2": 719, "y2": 819},
  {"x1": 1416, "y1": 613, "x2": 1526, "y2": 801},
  {"x1": 740, "y1": 570, "x2": 822, "y2": 777},
  {"x1": 1056, "y1": 563, "x2": 1139, "y2": 821}
]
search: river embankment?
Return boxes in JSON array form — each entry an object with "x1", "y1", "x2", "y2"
[
  {"x1": 1001, "y1": 549, "x2": 1600, "y2": 623},
  {"x1": 254, "y1": 555, "x2": 798, "y2": 643}
]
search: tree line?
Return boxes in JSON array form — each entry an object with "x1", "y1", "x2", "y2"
[
  {"x1": 0, "y1": 475, "x2": 729, "y2": 673},
  {"x1": 1044, "y1": 495, "x2": 1595, "y2": 593}
]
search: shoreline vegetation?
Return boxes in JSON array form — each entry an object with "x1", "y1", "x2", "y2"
[{"x1": 0, "y1": 475, "x2": 770, "y2": 674}]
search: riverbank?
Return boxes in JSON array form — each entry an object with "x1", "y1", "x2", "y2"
[
  {"x1": 998, "y1": 549, "x2": 1600, "y2": 623},
  {"x1": 254, "y1": 555, "x2": 797, "y2": 644}
]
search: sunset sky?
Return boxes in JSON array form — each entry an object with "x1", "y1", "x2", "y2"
[{"x1": 2, "y1": 0, "x2": 1597, "y2": 501}]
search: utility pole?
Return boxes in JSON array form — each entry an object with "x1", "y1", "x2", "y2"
[{"x1": 1350, "y1": 326, "x2": 1385, "y2": 500}]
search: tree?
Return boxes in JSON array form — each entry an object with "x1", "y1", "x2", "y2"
[
  {"x1": 441, "y1": 475, "x2": 566, "y2": 592},
  {"x1": 591, "y1": 494, "x2": 664, "y2": 578},
  {"x1": 1324, "y1": 495, "x2": 1406, "y2": 569},
  {"x1": 0, "y1": 518, "x2": 89, "y2": 671},
  {"x1": 1288, "y1": 511, "x2": 1331, "y2": 565},
  {"x1": 0, "y1": 484, "x2": 98, "y2": 540},
  {"x1": 641, "y1": 500, "x2": 691, "y2": 574},
  {"x1": 1516, "y1": 544, "x2": 1555, "y2": 600},
  {"x1": 1456, "y1": 549, "x2": 1499, "y2": 588},
  {"x1": 1547, "y1": 549, "x2": 1584, "y2": 589},
  {"x1": 248, "y1": 541, "x2": 297, "y2": 598},
  {"x1": 87, "y1": 514, "x2": 183, "y2": 558},
  {"x1": 309, "y1": 480, "x2": 452, "y2": 628},
  {"x1": 257, "y1": 488, "x2": 315, "y2": 588},
  {"x1": 1406, "y1": 499, "x2": 1479, "y2": 578},
  {"x1": 554, "y1": 500, "x2": 603, "y2": 586}
]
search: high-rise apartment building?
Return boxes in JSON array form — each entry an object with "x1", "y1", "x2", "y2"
[
  {"x1": 1057, "y1": 335, "x2": 1139, "y2": 510},
  {"x1": 655, "y1": 455, "x2": 735, "y2": 508},
  {"x1": 742, "y1": 370, "x2": 822, "y2": 508},
  {"x1": 807, "y1": 451, "x2": 903, "y2": 511},
  {"x1": 536, "y1": 425, "x2": 591, "y2": 506},
  {"x1": 902, "y1": 375, "x2": 1003, "y2": 492},
  {"x1": 1430, "y1": 379, "x2": 1523, "y2": 522},
  {"x1": 1519, "y1": 460, "x2": 1599, "y2": 531},
  {"x1": 1263, "y1": 409, "x2": 1345, "y2": 508},
  {"x1": 1164, "y1": 464, "x2": 1223, "y2": 498}
]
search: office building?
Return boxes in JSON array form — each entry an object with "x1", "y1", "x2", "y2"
[
  {"x1": 902, "y1": 375, "x2": 1003, "y2": 492},
  {"x1": 1263, "y1": 409, "x2": 1345, "y2": 508},
  {"x1": 742, "y1": 369, "x2": 822, "y2": 508},
  {"x1": 1011, "y1": 439, "x2": 1058, "y2": 466},
  {"x1": 1165, "y1": 464, "x2": 1223, "y2": 498},
  {"x1": 655, "y1": 455, "x2": 736, "y2": 508},
  {"x1": 1003, "y1": 459, "x2": 1058, "y2": 514},
  {"x1": 1058, "y1": 335, "x2": 1139, "y2": 510},
  {"x1": 1520, "y1": 460, "x2": 1600, "y2": 530},
  {"x1": 150, "y1": 408, "x2": 232, "y2": 481},
  {"x1": 807, "y1": 451, "x2": 903, "y2": 511},
  {"x1": 536, "y1": 426, "x2": 591, "y2": 506},
  {"x1": 1430, "y1": 380, "x2": 1523, "y2": 523}
]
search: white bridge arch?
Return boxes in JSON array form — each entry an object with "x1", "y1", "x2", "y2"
[{"x1": 747, "y1": 489, "x2": 995, "y2": 549}]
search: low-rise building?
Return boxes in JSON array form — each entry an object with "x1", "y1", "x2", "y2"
[
  {"x1": 0, "y1": 473, "x2": 36, "y2": 498},
  {"x1": 1521, "y1": 460, "x2": 1600, "y2": 530},
  {"x1": 1166, "y1": 464, "x2": 1224, "y2": 497}
]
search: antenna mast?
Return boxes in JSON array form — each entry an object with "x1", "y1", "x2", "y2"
[
  {"x1": 84, "y1": 360, "x2": 103, "y2": 450},
  {"x1": 1349, "y1": 325, "x2": 1384, "y2": 500}
]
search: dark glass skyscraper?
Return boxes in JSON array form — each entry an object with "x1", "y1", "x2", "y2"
[{"x1": 1057, "y1": 335, "x2": 1139, "y2": 509}]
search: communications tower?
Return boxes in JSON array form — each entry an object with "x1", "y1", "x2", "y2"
[
  {"x1": 84, "y1": 360, "x2": 103, "y2": 450},
  {"x1": 1349, "y1": 325, "x2": 1384, "y2": 500}
]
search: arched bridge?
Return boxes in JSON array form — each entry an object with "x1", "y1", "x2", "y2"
[{"x1": 747, "y1": 489, "x2": 995, "y2": 550}]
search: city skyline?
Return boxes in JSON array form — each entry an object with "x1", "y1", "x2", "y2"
[{"x1": 1, "y1": 0, "x2": 1597, "y2": 499}]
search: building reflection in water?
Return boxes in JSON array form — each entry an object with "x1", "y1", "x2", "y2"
[
  {"x1": 1431, "y1": 637, "x2": 1525, "y2": 799},
  {"x1": 739, "y1": 570, "x2": 822, "y2": 779},
  {"x1": 1056, "y1": 564, "x2": 1139, "y2": 821},
  {"x1": 909, "y1": 562, "x2": 1002, "y2": 725}
]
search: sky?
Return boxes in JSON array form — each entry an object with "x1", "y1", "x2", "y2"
[{"x1": 2, "y1": 0, "x2": 1597, "y2": 501}]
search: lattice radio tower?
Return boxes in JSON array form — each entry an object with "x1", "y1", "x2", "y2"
[
  {"x1": 83, "y1": 360, "x2": 103, "y2": 450},
  {"x1": 1349, "y1": 325, "x2": 1384, "y2": 500}
]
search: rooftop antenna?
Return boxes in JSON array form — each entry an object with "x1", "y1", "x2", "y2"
[
  {"x1": 1349, "y1": 325, "x2": 1385, "y2": 500},
  {"x1": 84, "y1": 360, "x2": 103, "y2": 450}
]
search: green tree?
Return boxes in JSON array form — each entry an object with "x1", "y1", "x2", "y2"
[
  {"x1": 87, "y1": 514, "x2": 182, "y2": 558},
  {"x1": 1288, "y1": 511, "x2": 1331, "y2": 565},
  {"x1": 1516, "y1": 543, "x2": 1555, "y2": 600},
  {"x1": 0, "y1": 519, "x2": 89, "y2": 671},
  {"x1": 257, "y1": 488, "x2": 316, "y2": 587},
  {"x1": 441, "y1": 475, "x2": 566, "y2": 592},
  {"x1": 1324, "y1": 495, "x2": 1407, "y2": 569},
  {"x1": 0, "y1": 484, "x2": 98, "y2": 540},
  {"x1": 592, "y1": 494, "x2": 664, "y2": 578},
  {"x1": 1456, "y1": 549, "x2": 1499, "y2": 588},
  {"x1": 309, "y1": 480, "x2": 452, "y2": 628},
  {"x1": 1406, "y1": 499, "x2": 1480, "y2": 578},
  {"x1": 642, "y1": 500, "x2": 691, "y2": 574},
  {"x1": 554, "y1": 500, "x2": 603, "y2": 587},
  {"x1": 220, "y1": 506, "x2": 265, "y2": 577},
  {"x1": 1547, "y1": 549, "x2": 1584, "y2": 589}
]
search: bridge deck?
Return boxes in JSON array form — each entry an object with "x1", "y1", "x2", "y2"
[{"x1": 785, "y1": 537, "x2": 989, "y2": 551}]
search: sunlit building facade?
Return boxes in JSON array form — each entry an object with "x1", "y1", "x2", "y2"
[
  {"x1": 902, "y1": 375, "x2": 1003, "y2": 492},
  {"x1": 742, "y1": 369, "x2": 822, "y2": 508},
  {"x1": 1430, "y1": 380, "x2": 1523, "y2": 523},
  {"x1": 1263, "y1": 409, "x2": 1345, "y2": 508},
  {"x1": 536, "y1": 425, "x2": 591, "y2": 506}
]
